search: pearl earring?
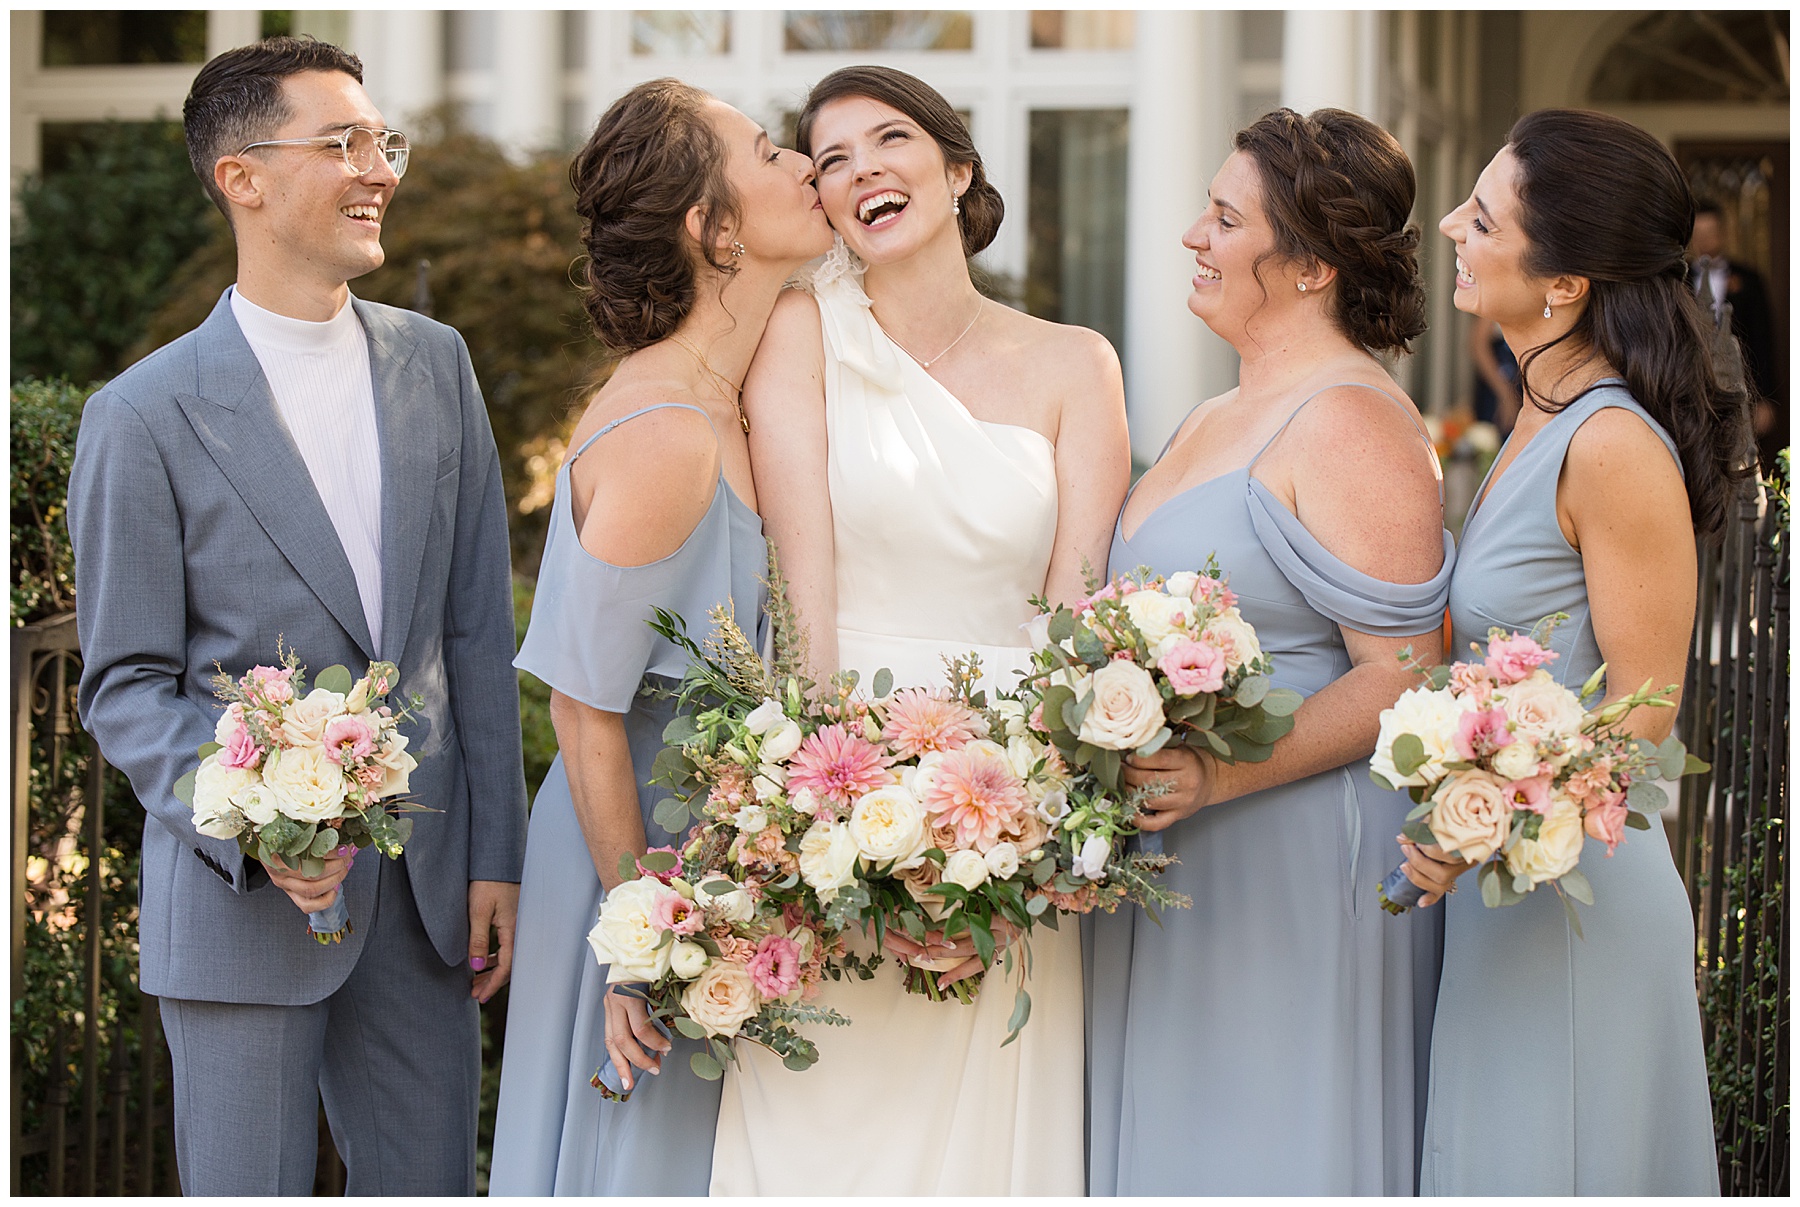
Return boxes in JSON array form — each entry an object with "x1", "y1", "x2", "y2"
[
  {"x1": 1543, "y1": 303, "x2": 1553, "y2": 319},
  {"x1": 1297, "y1": 282, "x2": 1307, "y2": 292},
  {"x1": 952, "y1": 193, "x2": 961, "y2": 216},
  {"x1": 731, "y1": 240, "x2": 746, "y2": 259}
]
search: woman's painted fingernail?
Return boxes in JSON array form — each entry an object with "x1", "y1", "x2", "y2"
[{"x1": 469, "y1": 956, "x2": 487, "y2": 971}]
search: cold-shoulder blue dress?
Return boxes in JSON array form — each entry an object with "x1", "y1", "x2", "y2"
[
  {"x1": 1086, "y1": 383, "x2": 1452, "y2": 1195},
  {"x1": 1419, "y1": 384, "x2": 1717, "y2": 1194},
  {"x1": 489, "y1": 403, "x2": 767, "y2": 1196}
]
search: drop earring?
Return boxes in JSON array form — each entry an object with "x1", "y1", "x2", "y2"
[
  {"x1": 1543, "y1": 302, "x2": 1553, "y2": 319},
  {"x1": 952, "y1": 193, "x2": 961, "y2": 216}
]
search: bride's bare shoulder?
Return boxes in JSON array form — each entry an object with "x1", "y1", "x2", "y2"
[{"x1": 989, "y1": 304, "x2": 1122, "y2": 405}]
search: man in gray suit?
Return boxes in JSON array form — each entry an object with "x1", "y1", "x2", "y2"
[{"x1": 68, "y1": 36, "x2": 527, "y2": 1195}]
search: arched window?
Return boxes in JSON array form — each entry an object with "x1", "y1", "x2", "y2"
[{"x1": 1588, "y1": 11, "x2": 1789, "y2": 104}]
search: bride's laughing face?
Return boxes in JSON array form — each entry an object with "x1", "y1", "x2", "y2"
[
  {"x1": 704, "y1": 99, "x2": 833, "y2": 267},
  {"x1": 806, "y1": 95, "x2": 972, "y2": 265}
]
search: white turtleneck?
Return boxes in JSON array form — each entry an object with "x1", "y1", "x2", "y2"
[{"x1": 230, "y1": 286, "x2": 385, "y2": 656}]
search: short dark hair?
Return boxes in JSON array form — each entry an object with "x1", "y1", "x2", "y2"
[
  {"x1": 183, "y1": 35, "x2": 364, "y2": 218},
  {"x1": 1694, "y1": 201, "x2": 1726, "y2": 222},
  {"x1": 570, "y1": 79, "x2": 743, "y2": 353},
  {"x1": 795, "y1": 65, "x2": 1004, "y2": 258}
]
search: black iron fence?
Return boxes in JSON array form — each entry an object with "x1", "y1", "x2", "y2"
[
  {"x1": 1676, "y1": 485, "x2": 1789, "y2": 1196},
  {"x1": 10, "y1": 490, "x2": 1789, "y2": 1196}
]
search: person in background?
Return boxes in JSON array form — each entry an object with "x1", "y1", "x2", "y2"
[{"x1": 1689, "y1": 202, "x2": 1780, "y2": 471}]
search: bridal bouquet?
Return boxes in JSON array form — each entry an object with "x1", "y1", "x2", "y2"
[
  {"x1": 586, "y1": 846, "x2": 850, "y2": 1098},
  {"x1": 647, "y1": 562, "x2": 1188, "y2": 1046},
  {"x1": 1016, "y1": 563, "x2": 1304, "y2": 856},
  {"x1": 173, "y1": 645, "x2": 427, "y2": 943},
  {"x1": 1370, "y1": 617, "x2": 1706, "y2": 931}
]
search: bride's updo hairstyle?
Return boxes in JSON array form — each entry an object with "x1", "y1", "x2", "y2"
[
  {"x1": 794, "y1": 65, "x2": 1003, "y2": 258},
  {"x1": 570, "y1": 78, "x2": 742, "y2": 353},
  {"x1": 1505, "y1": 108, "x2": 1752, "y2": 539},
  {"x1": 1233, "y1": 107, "x2": 1426, "y2": 356}
]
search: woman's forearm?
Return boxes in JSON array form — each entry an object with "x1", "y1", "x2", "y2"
[{"x1": 551, "y1": 690, "x2": 649, "y2": 890}]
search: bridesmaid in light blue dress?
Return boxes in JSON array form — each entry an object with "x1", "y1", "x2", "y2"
[
  {"x1": 487, "y1": 80, "x2": 832, "y2": 1194},
  {"x1": 1086, "y1": 109, "x2": 1450, "y2": 1195},
  {"x1": 1402, "y1": 110, "x2": 1742, "y2": 1195}
]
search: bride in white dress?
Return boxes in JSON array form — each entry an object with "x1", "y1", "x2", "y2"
[{"x1": 704, "y1": 66, "x2": 1130, "y2": 1194}]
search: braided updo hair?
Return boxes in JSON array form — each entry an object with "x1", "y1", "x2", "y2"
[
  {"x1": 1233, "y1": 108, "x2": 1426, "y2": 355},
  {"x1": 570, "y1": 79, "x2": 742, "y2": 353},
  {"x1": 1505, "y1": 109, "x2": 1752, "y2": 539},
  {"x1": 795, "y1": 65, "x2": 1004, "y2": 258}
]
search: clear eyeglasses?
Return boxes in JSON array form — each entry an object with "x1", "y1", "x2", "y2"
[{"x1": 238, "y1": 126, "x2": 411, "y2": 179}]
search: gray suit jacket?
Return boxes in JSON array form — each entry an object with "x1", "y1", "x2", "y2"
[{"x1": 70, "y1": 290, "x2": 528, "y2": 1005}]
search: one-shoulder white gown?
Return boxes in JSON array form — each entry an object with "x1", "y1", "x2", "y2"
[{"x1": 708, "y1": 243, "x2": 1085, "y2": 1195}]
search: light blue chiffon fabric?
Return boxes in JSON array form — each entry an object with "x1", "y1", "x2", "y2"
[
  {"x1": 1086, "y1": 383, "x2": 1451, "y2": 1195},
  {"x1": 489, "y1": 404, "x2": 767, "y2": 1196},
  {"x1": 1419, "y1": 384, "x2": 1718, "y2": 1195}
]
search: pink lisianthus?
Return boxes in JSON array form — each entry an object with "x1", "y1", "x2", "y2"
[
  {"x1": 1503, "y1": 775, "x2": 1553, "y2": 814},
  {"x1": 218, "y1": 722, "x2": 264, "y2": 770},
  {"x1": 634, "y1": 845, "x2": 682, "y2": 885},
  {"x1": 1453, "y1": 706, "x2": 1513, "y2": 761},
  {"x1": 1028, "y1": 702, "x2": 1048, "y2": 734},
  {"x1": 746, "y1": 933, "x2": 801, "y2": 999},
  {"x1": 1583, "y1": 789, "x2": 1630, "y2": 854},
  {"x1": 1158, "y1": 638, "x2": 1227, "y2": 697},
  {"x1": 649, "y1": 889, "x2": 705, "y2": 938},
  {"x1": 785, "y1": 724, "x2": 891, "y2": 811},
  {"x1": 322, "y1": 715, "x2": 376, "y2": 764},
  {"x1": 881, "y1": 688, "x2": 987, "y2": 759},
  {"x1": 1485, "y1": 633, "x2": 1557, "y2": 684}
]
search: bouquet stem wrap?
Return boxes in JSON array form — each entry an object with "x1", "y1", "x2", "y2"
[
  {"x1": 309, "y1": 893, "x2": 351, "y2": 943},
  {"x1": 1377, "y1": 865, "x2": 1426, "y2": 914}
]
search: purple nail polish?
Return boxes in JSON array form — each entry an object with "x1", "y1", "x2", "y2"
[{"x1": 470, "y1": 956, "x2": 487, "y2": 971}]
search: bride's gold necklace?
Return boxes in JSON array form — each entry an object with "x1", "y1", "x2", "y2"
[
  {"x1": 878, "y1": 294, "x2": 985, "y2": 369},
  {"x1": 669, "y1": 334, "x2": 750, "y2": 434}
]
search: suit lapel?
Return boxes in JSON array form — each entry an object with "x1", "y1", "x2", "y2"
[
  {"x1": 176, "y1": 291, "x2": 377, "y2": 660},
  {"x1": 356, "y1": 299, "x2": 435, "y2": 666}
]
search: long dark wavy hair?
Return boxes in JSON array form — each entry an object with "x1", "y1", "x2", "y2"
[{"x1": 1506, "y1": 108, "x2": 1753, "y2": 539}]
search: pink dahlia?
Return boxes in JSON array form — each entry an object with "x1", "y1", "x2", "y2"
[
  {"x1": 784, "y1": 724, "x2": 891, "y2": 811},
  {"x1": 919, "y1": 746, "x2": 1030, "y2": 851},
  {"x1": 881, "y1": 688, "x2": 987, "y2": 759}
]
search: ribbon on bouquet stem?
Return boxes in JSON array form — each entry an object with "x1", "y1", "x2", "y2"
[{"x1": 306, "y1": 845, "x2": 358, "y2": 944}]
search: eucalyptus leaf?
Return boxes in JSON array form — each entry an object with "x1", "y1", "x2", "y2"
[
  {"x1": 1233, "y1": 674, "x2": 1270, "y2": 709},
  {"x1": 1683, "y1": 753, "x2": 1711, "y2": 777},
  {"x1": 639, "y1": 850, "x2": 678, "y2": 874},
  {"x1": 1073, "y1": 627, "x2": 1107, "y2": 667},
  {"x1": 308, "y1": 828, "x2": 341, "y2": 858},
  {"x1": 782, "y1": 1052, "x2": 812, "y2": 1072},
  {"x1": 1560, "y1": 868, "x2": 1594, "y2": 905},
  {"x1": 1559, "y1": 888, "x2": 1585, "y2": 940},
  {"x1": 1626, "y1": 780, "x2": 1668, "y2": 812},
  {"x1": 1478, "y1": 861, "x2": 1501, "y2": 908},
  {"x1": 1405, "y1": 798, "x2": 1435, "y2": 822},
  {"x1": 1047, "y1": 609, "x2": 1076, "y2": 644},
  {"x1": 315, "y1": 665, "x2": 354, "y2": 696},
  {"x1": 1093, "y1": 748, "x2": 1122, "y2": 793},
  {"x1": 701, "y1": 879, "x2": 736, "y2": 896},
  {"x1": 1369, "y1": 770, "x2": 1396, "y2": 792},
  {"x1": 999, "y1": 987, "x2": 1032, "y2": 1048},
  {"x1": 1134, "y1": 727, "x2": 1172, "y2": 758},
  {"x1": 1401, "y1": 819, "x2": 1436, "y2": 845},
  {"x1": 661, "y1": 713, "x2": 702, "y2": 746},
  {"x1": 197, "y1": 741, "x2": 223, "y2": 760},
  {"x1": 1391, "y1": 733, "x2": 1428, "y2": 779},
  {"x1": 690, "y1": 1052, "x2": 724, "y2": 1081},
  {"x1": 673, "y1": 1016, "x2": 708, "y2": 1040},
  {"x1": 173, "y1": 770, "x2": 197, "y2": 805},
  {"x1": 1200, "y1": 728, "x2": 1230, "y2": 758},
  {"x1": 1025, "y1": 894, "x2": 1049, "y2": 916},
  {"x1": 1624, "y1": 811, "x2": 1652, "y2": 831},
  {"x1": 969, "y1": 916, "x2": 995, "y2": 966},
  {"x1": 299, "y1": 856, "x2": 325, "y2": 879},
  {"x1": 1424, "y1": 665, "x2": 1453, "y2": 692},
  {"x1": 1261, "y1": 687, "x2": 1304, "y2": 718},
  {"x1": 871, "y1": 668, "x2": 894, "y2": 699},
  {"x1": 652, "y1": 796, "x2": 692, "y2": 836}
]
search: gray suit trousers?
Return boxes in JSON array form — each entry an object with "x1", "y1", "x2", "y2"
[{"x1": 159, "y1": 857, "x2": 479, "y2": 1196}]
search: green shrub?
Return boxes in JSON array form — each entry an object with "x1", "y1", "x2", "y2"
[
  {"x1": 11, "y1": 120, "x2": 223, "y2": 384},
  {"x1": 11, "y1": 378, "x2": 100, "y2": 626},
  {"x1": 137, "y1": 122, "x2": 606, "y2": 575}
]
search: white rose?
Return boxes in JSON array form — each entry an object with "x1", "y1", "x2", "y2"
[
  {"x1": 192, "y1": 756, "x2": 257, "y2": 817},
  {"x1": 1202, "y1": 608, "x2": 1263, "y2": 672},
  {"x1": 797, "y1": 820, "x2": 860, "y2": 902},
  {"x1": 1425, "y1": 771, "x2": 1515, "y2": 863},
  {"x1": 759, "y1": 718, "x2": 804, "y2": 763},
  {"x1": 1071, "y1": 833, "x2": 1111, "y2": 880},
  {"x1": 1076, "y1": 660, "x2": 1166, "y2": 751},
  {"x1": 943, "y1": 848, "x2": 991, "y2": 890},
  {"x1": 1495, "y1": 672, "x2": 1587, "y2": 752},
  {"x1": 1165, "y1": 571, "x2": 1202, "y2": 601},
  {"x1": 994, "y1": 699, "x2": 1029, "y2": 740},
  {"x1": 586, "y1": 879, "x2": 677, "y2": 983},
  {"x1": 281, "y1": 687, "x2": 347, "y2": 744},
  {"x1": 984, "y1": 841, "x2": 1021, "y2": 880},
  {"x1": 848, "y1": 785, "x2": 930, "y2": 870},
  {"x1": 744, "y1": 698, "x2": 785, "y2": 735},
  {"x1": 1503, "y1": 794, "x2": 1584, "y2": 886},
  {"x1": 680, "y1": 962, "x2": 762, "y2": 1038},
  {"x1": 235, "y1": 780, "x2": 280, "y2": 826},
  {"x1": 1036, "y1": 787, "x2": 1072, "y2": 824},
  {"x1": 371, "y1": 731, "x2": 415, "y2": 799},
  {"x1": 259, "y1": 744, "x2": 351, "y2": 823},
  {"x1": 1123, "y1": 589, "x2": 1188, "y2": 648},
  {"x1": 1004, "y1": 735, "x2": 1045, "y2": 783},
  {"x1": 1370, "y1": 686, "x2": 1477, "y2": 788},
  {"x1": 697, "y1": 874, "x2": 756, "y2": 924},
  {"x1": 669, "y1": 940, "x2": 711, "y2": 980},
  {"x1": 1491, "y1": 740, "x2": 1541, "y2": 783},
  {"x1": 735, "y1": 804, "x2": 771, "y2": 834}
]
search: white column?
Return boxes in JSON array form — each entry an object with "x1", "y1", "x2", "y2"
[
  {"x1": 493, "y1": 10, "x2": 561, "y2": 155},
  {"x1": 352, "y1": 12, "x2": 444, "y2": 132},
  {"x1": 1122, "y1": 10, "x2": 1238, "y2": 462},
  {"x1": 205, "y1": 11, "x2": 262, "y2": 61},
  {"x1": 1281, "y1": 10, "x2": 1365, "y2": 116},
  {"x1": 12, "y1": 11, "x2": 44, "y2": 185}
]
